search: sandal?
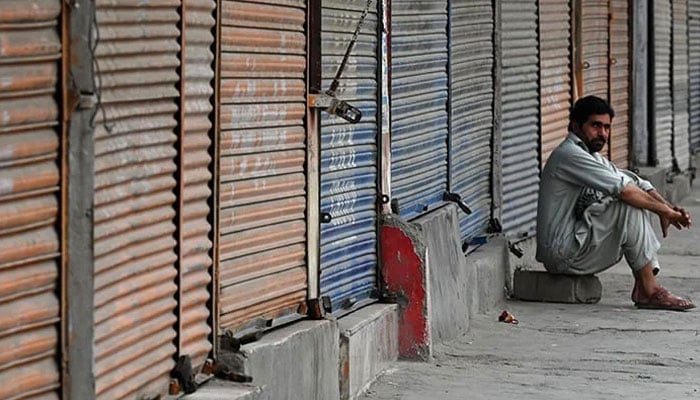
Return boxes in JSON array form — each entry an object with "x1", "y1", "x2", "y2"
[{"x1": 634, "y1": 287, "x2": 696, "y2": 311}]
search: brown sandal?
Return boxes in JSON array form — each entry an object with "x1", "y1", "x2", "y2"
[{"x1": 634, "y1": 287, "x2": 696, "y2": 311}]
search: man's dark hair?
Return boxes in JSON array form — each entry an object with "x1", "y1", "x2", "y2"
[{"x1": 569, "y1": 95, "x2": 615, "y2": 127}]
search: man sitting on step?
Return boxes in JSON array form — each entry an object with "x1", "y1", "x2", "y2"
[{"x1": 536, "y1": 95, "x2": 695, "y2": 311}]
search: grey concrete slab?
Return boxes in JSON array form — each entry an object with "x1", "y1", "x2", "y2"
[
  {"x1": 471, "y1": 239, "x2": 508, "y2": 314},
  {"x1": 218, "y1": 320, "x2": 340, "y2": 400},
  {"x1": 339, "y1": 304, "x2": 398, "y2": 400},
  {"x1": 184, "y1": 381, "x2": 261, "y2": 400},
  {"x1": 513, "y1": 270, "x2": 602, "y2": 304}
]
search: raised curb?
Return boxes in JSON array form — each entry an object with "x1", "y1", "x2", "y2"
[
  {"x1": 338, "y1": 304, "x2": 398, "y2": 400},
  {"x1": 184, "y1": 380, "x2": 262, "y2": 400}
]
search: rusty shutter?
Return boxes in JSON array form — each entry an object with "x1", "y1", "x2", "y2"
[
  {"x1": 0, "y1": 1, "x2": 63, "y2": 399},
  {"x1": 92, "y1": 1, "x2": 181, "y2": 398},
  {"x1": 672, "y1": 0, "x2": 691, "y2": 172},
  {"x1": 690, "y1": 0, "x2": 700, "y2": 152},
  {"x1": 181, "y1": 0, "x2": 215, "y2": 369},
  {"x1": 652, "y1": 0, "x2": 674, "y2": 169},
  {"x1": 449, "y1": 1, "x2": 494, "y2": 241},
  {"x1": 320, "y1": 0, "x2": 379, "y2": 314},
  {"x1": 217, "y1": 0, "x2": 308, "y2": 334},
  {"x1": 391, "y1": 0, "x2": 449, "y2": 219},
  {"x1": 609, "y1": 0, "x2": 631, "y2": 168},
  {"x1": 581, "y1": 1, "x2": 609, "y2": 99},
  {"x1": 501, "y1": 0, "x2": 540, "y2": 237},
  {"x1": 539, "y1": 0, "x2": 572, "y2": 165}
]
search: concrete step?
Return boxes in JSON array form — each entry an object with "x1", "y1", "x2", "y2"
[{"x1": 513, "y1": 270, "x2": 602, "y2": 304}]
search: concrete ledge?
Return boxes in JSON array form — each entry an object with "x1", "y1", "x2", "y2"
[
  {"x1": 218, "y1": 320, "x2": 340, "y2": 400},
  {"x1": 338, "y1": 304, "x2": 398, "y2": 400},
  {"x1": 513, "y1": 270, "x2": 602, "y2": 304},
  {"x1": 472, "y1": 239, "x2": 508, "y2": 314},
  {"x1": 184, "y1": 380, "x2": 261, "y2": 400}
]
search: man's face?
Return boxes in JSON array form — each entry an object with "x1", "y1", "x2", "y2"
[{"x1": 572, "y1": 113, "x2": 611, "y2": 153}]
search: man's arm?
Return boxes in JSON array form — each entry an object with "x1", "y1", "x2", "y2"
[{"x1": 619, "y1": 184, "x2": 691, "y2": 236}]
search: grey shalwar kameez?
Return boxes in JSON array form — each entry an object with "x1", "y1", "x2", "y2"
[{"x1": 536, "y1": 133, "x2": 661, "y2": 275}]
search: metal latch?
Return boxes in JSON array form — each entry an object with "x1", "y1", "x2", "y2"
[
  {"x1": 443, "y1": 192, "x2": 473, "y2": 215},
  {"x1": 309, "y1": 93, "x2": 362, "y2": 124}
]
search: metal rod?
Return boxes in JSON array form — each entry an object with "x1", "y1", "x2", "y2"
[
  {"x1": 211, "y1": 0, "x2": 223, "y2": 354},
  {"x1": 327, "y1": 0, "x2": 373, "y2": 95}
]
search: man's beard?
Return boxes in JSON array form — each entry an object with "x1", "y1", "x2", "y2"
[{"x1": 588, "y1": 139, "x2": 605, "y2": 153}]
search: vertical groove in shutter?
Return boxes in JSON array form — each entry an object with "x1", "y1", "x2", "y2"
[
  {"x1": 501, "y1": 0, "x2": 540, "y2": 237},
  {"x1": 609, "y1": 0, "x2": 630, "y2": 168},
  {"x1": 0, "y1": 1, "x2": 62, "y2": 399},
  {"x1": 92, "y1": 1, "x2": 181, "y2": 398},
  {"x1": 449, "y1": 1, "x2": 494, "y2": 241},
  {"x1": 690, "y1": 0, "x2": 700, "y2": 152},
  {"x1": 539, "y1": 0, "x2": 571, "y2": 165},
  {"x1": 391, "y1": 0, "x2": 448, "y2": 219},
  {"x1": 217, "y1": 0, "x2": 308, "y2": 334},
  {"x1": 320, "y1": 0, "x2": 379, "y2": 313},
  {"x1": 672, "y1": 0, "x2": 691, "y2": 171},
  {"x1": 181, "y1": 0, "x2": 215, "y2": 369},
  {"x1": 653, "y1": 0, "x2": 673, "y2": 169}
]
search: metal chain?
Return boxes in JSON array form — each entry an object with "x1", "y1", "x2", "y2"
[{"x1": 327, "y1": 0, "x2": 374, "y2": 96}]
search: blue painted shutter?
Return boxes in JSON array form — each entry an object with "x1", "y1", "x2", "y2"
[
  {"x1": 320, "y1": 0, "x2": 379, "y2": 314},
  {"x1": 391, "y1": 0, "x2": 449, "y2": 219},
  {"x1": 501, "y1": 0, "x2": 540, "y2": 237},
  {"x1": 449, "y1": 1, "x2": 495, "y2": 241}
]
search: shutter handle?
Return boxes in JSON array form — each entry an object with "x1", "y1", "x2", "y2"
[
  {"x1": 443, "y1": 192, "x2": 472, "y2": 215},
  {"x1": 610, "y1": 58, "x2": 617, "y2": 65},
  {"x1": 321, "y1": 212, "x2": 332, "y2": 223},
  {"x1": 583, "y1": 61, "x2": 591, "y2": 70}
]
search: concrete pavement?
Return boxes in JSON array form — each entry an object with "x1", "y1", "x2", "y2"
[{"x1": 361, "y1": 182, "x2": 700, "y2": 400}]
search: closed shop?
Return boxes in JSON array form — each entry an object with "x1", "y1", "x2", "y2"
[
  {"x1": 690, "y1": 0, "x2": 700, "y2": 152},
  {"x1": 501, "y1": 0, "x2": 540, "y2": 237},
  {"x1": 672, "y1": 0, "x2": 691, "y2": 172},
  {"x1": 449, "y1": 0, "x2": 495, "y2": 241},
  {"x1": 539, "y1": 0, "x2": 572, "y2": 165},
  {"x1": 578, "y1": 0, "x2": 631, "y2": 167},
  {"x1": 391, "y1": 0, "x2": 449, "y2": 219},
  {"x1": 320, "y1": 0, "x2": 379, "y2": 314},
  {"x1": 651, "y1": 0, "x2": 674, "y2": 169},
  {"x1": 0, "y1": 1, "x2": 63, "y2": 398},
  {"x1": 217, "y1": 0, "x2": 308, "y2": 334},
  {"x1": 181, "y1": 0, "x2": 216, "y2": 369},
  {"x1": 92, "y1": 1, "x2": 181, "y2": 398}
]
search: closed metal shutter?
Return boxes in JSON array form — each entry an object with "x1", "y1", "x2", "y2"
[
  {"x1": 449, "y1": 1, "x2": 494, "y2": 241},
  {"x1": 652, "y1": 0, "x2": 674, "y2": 169},
  {"x1": 690, "y1": 0, "x2": 700, "y2": 152},
  {"x1": 501, "y1": 0, "x2": 540, "y2": 237},
  {"x1": 181, "y1": 0, "x2": 215, "y2": 369},
  {"x1": 92, "y1": 1, "x2": 181, "y2": 398},
  {"x1": 218, "y1": 0, "x2": 308, "y2": 333},
  {"x1": 320, "y1": 0, "x2": 379, "y2": 314},
  {"x1": 391, "y1": 0, "x2": 448, "y2": 219},
  {"x1": 0, "y1": 1, "x2": 63, "y2": 398},
  {"x1": 672, "y1": 0, "x2": 691, "y2": 171},
  {"x1": 610, "y1": 0, "x2": 631, "y2": 168},
  {"x1": 539, "y1": 0, "x2": 572, "y2": 165},
  {"x1": 580, "y1": 0, "x2": 610, "y2": 158}
]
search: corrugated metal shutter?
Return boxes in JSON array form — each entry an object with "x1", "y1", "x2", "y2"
[
  {"x1": 690, "y1": 0, "x2": 700, "y2": 152},
  {"x1": 653, "y1": 0, "x2": 674, "y2": 169},
  {"x1": 610, "y1": 0, "x2": 631, "y2": 168},
  {"x1": 218, "y1": 0, "x2": 308, "y2": 334},
  {"x1": 449, "y1": 1, "x2": 494, "y2": 241},
  {"x1": 181, "y1": 0, "x2": 215, "y2": 369},
  {"x1": 501, "y1": 0, "x2": 540, "y2": 237},
  {"x1": 391, "y1": 0, "x2": 448, "y2": 219},
  {"x1": 0, "y1": 1, "x2": 63, "y2": 399},
  {"x1": 320, "y1": 0, "x2": 379, "y2": 314},
  {"x1": 672, "y1": 0, "x2": 691, "y2": 171},
  {"x1": 580, "y1": 1, "x2": 610, "y2": 158},
  {"x1": 92, "y1": 1, "x2": 181, "y2": 398},
  {"x1": 539, "y1": 0, "x2": 571, "y2": 165}
]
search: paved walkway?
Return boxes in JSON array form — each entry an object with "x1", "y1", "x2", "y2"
[{"x1": 362, "y1": 182, "x2": 700, "y2": 400}]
